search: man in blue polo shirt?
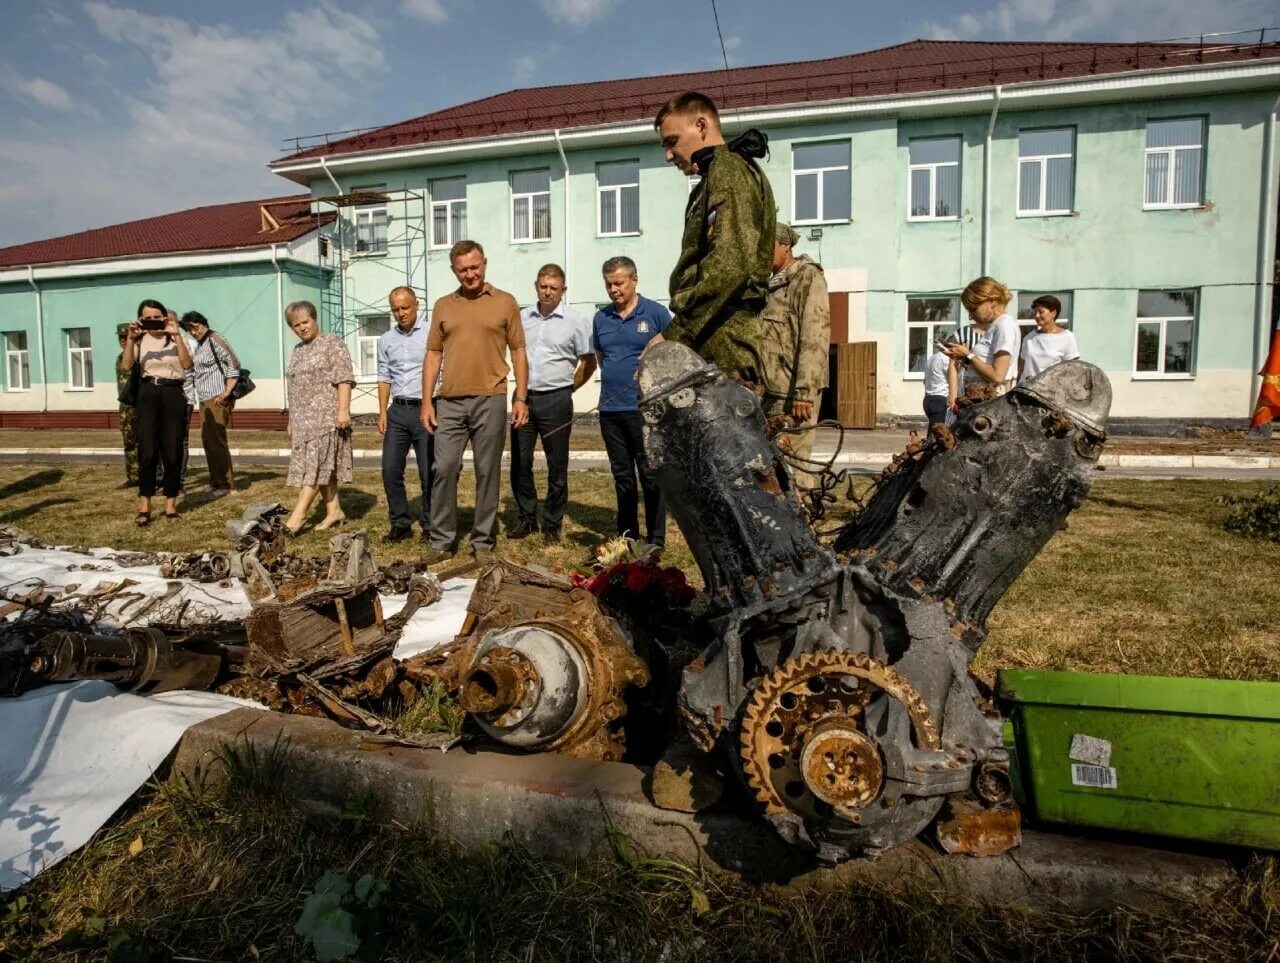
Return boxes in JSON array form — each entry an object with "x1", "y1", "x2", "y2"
[
  {"x1": 510, "y1": 264, "x2": 596, "y2": 543},
  {"x1": 377, "y1": 285, "x2": 434, "y2": 542},
  {"x1": 592, "y1": 256, "x2": 670, "y2": 548}
]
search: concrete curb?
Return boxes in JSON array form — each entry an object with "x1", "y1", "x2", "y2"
[
  {"x1": 172, "y1": 708, "x2": 1233, "y2": 913},
  {"x1": 4, "y1": 447, "x2": 1280, "y2": 470}
]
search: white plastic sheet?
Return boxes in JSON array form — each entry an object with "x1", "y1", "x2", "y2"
[{"x1": 0, "y1": 681, "x2": 260, "y2": 890}]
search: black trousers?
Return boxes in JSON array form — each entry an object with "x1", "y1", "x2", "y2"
[
  {"x1": 599, "y1": 410, "x2": 666, "y2": 547},
  {"x1": 136, "y1": 380, "x2": 187, "y2": 498},
  {"x1": 510, "y1": 387, "x2": 573, "y2": 532},
  {"x1": 382, "y1": 401, "x2": 435, "y2": 532},
  {"x1": 923, "y1": 394, "x2": 950, "y2": 427}
]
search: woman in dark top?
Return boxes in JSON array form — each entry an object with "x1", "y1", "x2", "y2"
[{"x1": 119, "y1": 298, "x2": 193, "y2": 525}]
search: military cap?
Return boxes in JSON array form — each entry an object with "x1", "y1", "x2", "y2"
[
  {"x1": 775, "y1": 222, "x2": 800, "y2": 247},
  {"x1": 116, "y1": 322, "x2": 132, "y2": 337}
]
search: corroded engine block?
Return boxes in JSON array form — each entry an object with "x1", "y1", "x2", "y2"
[{"x1": 637, "y1": 341, "x2": 1110, "y2": 862}]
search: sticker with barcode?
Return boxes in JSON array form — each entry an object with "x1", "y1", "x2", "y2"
[{"x1": 1071, "y1": 764, "x2": 1117, "y2": 789}]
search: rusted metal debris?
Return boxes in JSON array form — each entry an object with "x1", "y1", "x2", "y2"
[
  {"x1": 404, "y1": 560, "x2": 649, "y2": 761},
  {"x1": 632, "y1": 342, "x2": 1110, "y2": 863}
]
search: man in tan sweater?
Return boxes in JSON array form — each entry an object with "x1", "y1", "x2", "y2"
[{"x1": 421, "y1": 240, "x2": 529, "y2": 563}]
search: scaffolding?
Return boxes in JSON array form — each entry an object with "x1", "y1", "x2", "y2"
[{"x1": 309, "y1": 188, "x2": 430, "y2": 402}]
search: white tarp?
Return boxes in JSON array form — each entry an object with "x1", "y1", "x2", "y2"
[
  {"x1": 0, "y1": 543, "x2": 475, "y2": 890},
  {"x1": 0, "y1": 681, "x2": 259, "y2": 890}
]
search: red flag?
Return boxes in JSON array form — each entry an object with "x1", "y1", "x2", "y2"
[{"x1": 1251, "y1": 329, "x2": 1280, "y2": 430}]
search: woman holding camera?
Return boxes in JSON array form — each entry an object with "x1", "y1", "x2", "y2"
[
  {"x1": 942, "y1": 276, "x2": 1022, "y2": 398},
  {"x1": 283, "y1": 300, "x2": 355, "y2": 534},
  {"x1": 119, "y1": 298, "x2": 193, "y2": 525}
]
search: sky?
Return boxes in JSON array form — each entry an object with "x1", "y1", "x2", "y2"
[{"x1": 0, "y1": 0, "x2": 1273, "y2": 248}]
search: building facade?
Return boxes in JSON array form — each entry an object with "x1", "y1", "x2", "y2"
[{"x1": 3, "y1": 39, "x2": 1278, "y2": 426}]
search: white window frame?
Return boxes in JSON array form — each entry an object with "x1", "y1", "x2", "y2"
[
  {"x1": 4, "y1": 331, "x2": 30, "y2": 392},
  {"x1": 510, "y1": 168, "x2": 552, "y2": 243},
  {"x1": 903, "y1": 295, "x2": 962, "y2": 380},
  {"x1": 66, "y1": 327, "x2": 93, "y2": 391},
  {"x1": 1144, "y1": 118, "x2": 1206, "y2": 211},
  {"x1": 907, "y1": 137, "x2": 961, "y2": 222},
  {"x1": 355, "y1": 313, "x2": 391, "y2": 381},
  {"x1": 430, "y1": 178, "x2": 466, "y2": 249},
  {"x1": 352, "y1": 204, "x2": 389, "y2": 257},
  {"x1": 596, "y1": 160, "x2": 640, "y2": 237},
  {"x1": 1132, "y1": 290, "x2": 1196, "y2": 380},
  {"x1": 791, "y1": 140, "x2": 851, "y2": 225},
  {"x1": 1017, "y1": 128, "x2": 1075, "y2": 217}
]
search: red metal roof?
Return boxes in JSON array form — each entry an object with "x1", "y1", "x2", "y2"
[
  {"x1": 0, "y1": 195, "x2": 317, "y2": 269},
  {"x1": 274, "y1": 38, "x2": 1280, "y2": 164}
]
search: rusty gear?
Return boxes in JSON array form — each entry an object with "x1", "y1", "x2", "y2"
[{"x1": 739, "y1": 650, "x2": 938, "y2": 820}]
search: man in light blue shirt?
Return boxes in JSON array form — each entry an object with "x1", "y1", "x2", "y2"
[
  {"x1": 377, "y1": 286, "x2": 435, "y2": 542},
  {"x1": 509, "y1": 264, "x2": 595, "y2": 542}
]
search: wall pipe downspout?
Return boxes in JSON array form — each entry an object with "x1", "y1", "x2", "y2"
[
  {"x1": 271, "y1": 244, "x2": 288, "y2": 409},
  {"x1": 1252, "y1": 91, "x2": 1280, "y2": 424},
  {"x1": 981, "y1": 85, "x2": 1003, "y2": 278},
  {"x1": 554, "y1": 128, "x2": 570, "y2": 284},
  {"x1": 318, "y1": 155, "x2": 342, "y2": 196},
  {"x1": 26, "y1": 266, "x2": 48, "y2": 412}
]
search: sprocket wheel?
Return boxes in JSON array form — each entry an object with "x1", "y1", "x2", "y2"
[{"x1": 739, "y1": 650, "x2": 939, "y2": 821}]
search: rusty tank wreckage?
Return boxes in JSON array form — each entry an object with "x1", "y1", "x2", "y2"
[{"x1": 0, "y1": 342, "x2": 1111, "y2": 866}]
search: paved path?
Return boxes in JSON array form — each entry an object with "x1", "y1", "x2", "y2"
[{"x1": 3, "y1": 445, "x2": 1278, "y2": 480}]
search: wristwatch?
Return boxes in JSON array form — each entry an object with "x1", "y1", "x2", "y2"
[{"x1": 514, "y1": 393, "x2": 528, "y2": 403}]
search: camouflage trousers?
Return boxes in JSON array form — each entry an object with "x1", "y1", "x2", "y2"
[
  {"x1": 119, "y1": 405, "x2": 138, "y2": 486},
  {"x1": 761, "y1": 391, "x2": 823, "y2": 490}
]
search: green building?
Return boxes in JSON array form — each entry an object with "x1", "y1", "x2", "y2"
[{"x1": 3, "y1": 38, "x2": 1278, "y2": 427}]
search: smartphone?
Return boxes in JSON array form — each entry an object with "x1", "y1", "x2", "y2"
[{"x1": 140, "y1": 317, "x2": 165, "y2": 332}]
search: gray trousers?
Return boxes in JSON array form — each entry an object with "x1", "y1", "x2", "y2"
[{"x1": 429, "y1": 394, "x2": 507, "y2": 551}]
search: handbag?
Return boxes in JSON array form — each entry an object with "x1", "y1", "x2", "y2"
[
  {"x1": 210, "y1": 333, "x2": 255, "y2": 400},
  {"x1": 118, "y1": 362, "x2": 140, "y2": 407}
]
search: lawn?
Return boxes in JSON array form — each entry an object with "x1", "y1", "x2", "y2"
[
  {"x1": 1, "y1": 461, "x2": 1276, "y2": 682},
  {"x1": 0, "y1": 462, "x2": 1277, "y2": 960}
]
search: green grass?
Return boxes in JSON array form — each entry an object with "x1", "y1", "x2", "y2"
[{"x1": 1, "y1": 745, "x2": 1274, "y2": 962}]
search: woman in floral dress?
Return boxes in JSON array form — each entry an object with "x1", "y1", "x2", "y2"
[{"x1": 283, "y1": 301, "x2": 355, "y2": 533}]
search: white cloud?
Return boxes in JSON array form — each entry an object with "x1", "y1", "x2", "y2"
[
  {"x1": 537, "y1": 0, "x2": 616, "y2": 27},
  {"x1": 400, "y1": 0, "x2": 448, "y2": 23},
  {"x1": 513, "y1": 54, "x2": 538, "y2": 83},
  {"x1": 0, "y1": 2, "x2": 388, "y2": 246},
  {"x1": 7, "y1": 76, "x2": 75, "y2": 111},
  {"x1": 922, "y1": 0, "x2": 1271, "y2": 42}
]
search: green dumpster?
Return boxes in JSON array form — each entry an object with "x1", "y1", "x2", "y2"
[{"x1": 996, "y1": 670, "x2": 1280, "y2": 850}]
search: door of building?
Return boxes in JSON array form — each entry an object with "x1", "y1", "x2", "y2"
[{"x1": 832, "y1": 342, "x2": 877, "y2": 428}]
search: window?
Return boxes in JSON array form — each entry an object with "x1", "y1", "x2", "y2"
[
  {"x1": 905, "y1": 296, "x2": 961, "y2": 376},
  {"x1": 354, "y1": 204, "x2": 389, "y2": 255},
  {"x1": 1134, "y1": 290, "x2": 1196, "y2": 377},
  {"x1": 67, "y1": 328, "x2": 93, "y2": 389},
  {"x1": 430, "y1": 177, "x2": 467, "y2": 248},
  {"x1": 908, "y1": 137, "x2": 961, "y2": 220},
  {"x1": 1145, "y1": 118, "x2": 1204, "y2": 209},
  {"x1": 1016, "y1": 291, "x2": 1074, "y2": 340},
  {"x1": 356, "y1": 314, "x2": 391, "y2": 378},
  {"x1": 511, "y1": 169, "x2": 551, "y2": 242},
  {"x1": 792, "y1": 141, "x2": 851, "y2": 223},
  {"x1": 596, "y1": 160, "x2": 640, "y2": 236},
  {"x1": 4, "y1": 332, "x2": 29, "y2": 391},
  {"x1": 1018, "y1": 128, "x2": 1074, "y2": 215}
]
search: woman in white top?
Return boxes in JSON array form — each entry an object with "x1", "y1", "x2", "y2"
[
  {"x1": 941, "y1": 276, "x2": 1021, "y2": 396},
  {"x1": 1019, "y1": 294, "x2": 1080, "y2": 380}
]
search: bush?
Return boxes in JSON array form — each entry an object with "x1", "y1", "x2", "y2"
[{"x1": 1221, "y1": 486, "x2": 1280, "y2": 542}]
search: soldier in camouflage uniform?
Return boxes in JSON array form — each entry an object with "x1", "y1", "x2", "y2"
[
  {"x1": 760, "y1": 223, "x2": 830, "y2": 489},
  {"x1": 115, "y1": 323, "x2": 138, "y2": 487},
  {"x1": 656, "y1": 92, "x2": 775, "y2": 387}
]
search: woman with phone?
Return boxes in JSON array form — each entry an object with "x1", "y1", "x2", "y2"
[
  {"x1": 941, "y1": 276, "x2": 1021, "y2": 398},
  {"x1": 119, "y1": 298, "x2": 193, "y2": 525},
  {"x1": 282, "y1": 300, "x2": 354, "y2": 534}
]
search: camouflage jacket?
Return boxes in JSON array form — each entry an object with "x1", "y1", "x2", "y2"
[
  {"x1": 760, "y1": 255, "x2": 830, "y2": 402},
  {"x1": 667, "y1": 144, "x2": 775, "y2": 385}
]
